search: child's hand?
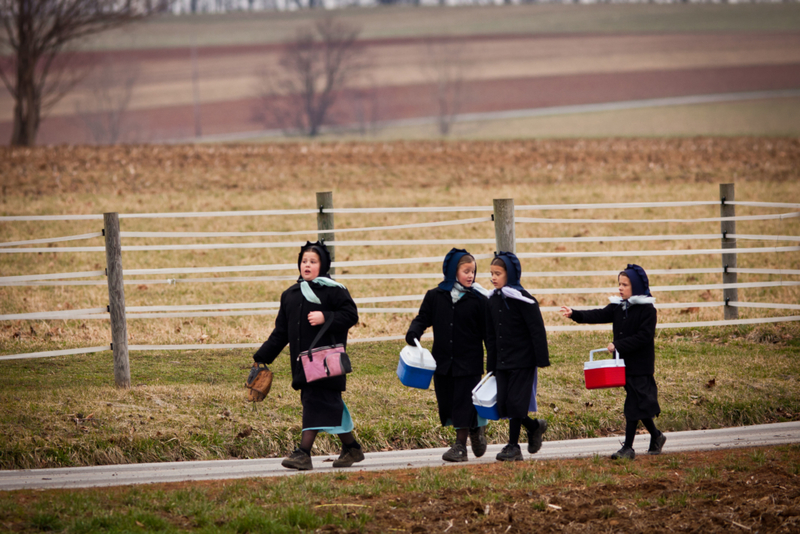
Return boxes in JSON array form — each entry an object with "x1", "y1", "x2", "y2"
[
  {"x1": 607, "y1": 342, "x2": 616, "y2": 354},
  {"x1": 308, "y1": 312, "x2": 325, "y2": 326},
  {"x1": 560, "y1": 306, "x2": 573, "y2": 318}
]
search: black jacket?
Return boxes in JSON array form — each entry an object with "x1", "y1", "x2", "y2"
[
  {"x1": 485, "y1": 290, "x2": 550, "y2": 372},
  {"x1": 570, "y1": 303, "x2": 657, "y2": 376},
  {"x1": 253, "y1": 282, "x2": 359, "y2": 390},
  {"x1": 406, "y1": 288, "x2": 487, "y2": 377}
]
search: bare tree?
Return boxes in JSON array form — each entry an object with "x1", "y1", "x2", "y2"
[
  {"x1": 254, "y1": 16, "x2": 364, "y2": 137},
  {"x1": 0, "y1": 0, "x2": 169, "y2": 146},
  {"x1": 347, "y1": 85, "x2": 380, "y2": 137},
  {"x1": 75, "y1": 57, "x2": 140, "y2": 144},
  {"x1": 423, "y1": 37, "x2": 470, "y2": 136}
]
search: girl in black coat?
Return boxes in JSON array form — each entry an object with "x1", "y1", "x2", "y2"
[
  {"x1": 253, "y1": 242, "x2": 363, "y2": 471},
  {"x1": 406, "y1": 248, "x2": 489, "y2": 462},
  {"x1": 486, "y1": 252, "x2": 550, "y2": 462},
  {"x1": 561, "y1": 264, "x2": 666, "y2": 460}
]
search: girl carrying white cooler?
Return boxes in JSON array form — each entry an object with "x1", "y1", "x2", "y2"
[
  {"x1": 405, "y1": 248, "x2": 490, "y2": 462},
  {"x1": 486, "y1": 252, "x2": 550, "y2": 462}
]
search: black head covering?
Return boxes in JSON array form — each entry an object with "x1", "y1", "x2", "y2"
[
  {"x1": 438, "y1": 248, "x2": 472, "y2": 291},
  {"x1": 493, "y1": 251, "x2": 524, "y2": 291},
  {"x1": 297, "y1": 241, "x2": 332, "y2": 279},
  {"x1": 621, "y1": 264, "x2": 651, "y2": 297}
]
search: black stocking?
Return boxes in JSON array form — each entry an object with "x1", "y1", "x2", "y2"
[
  {"x1": 299, "y1": 429, "x2": 318, "y2": 453},
  {"x1": 624, "y1": 419, "x2": 639, "y2": 449},
  {"x1": 641, "y1": 418, "x2": 658, "y2": 435},
  {"x1": 509, "y1": 418, "x2": 522, "y2": 445}
]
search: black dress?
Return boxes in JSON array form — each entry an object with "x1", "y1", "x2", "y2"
[
  {"x1": 570, "y1": 301, "x2": 660, "y2": 419},
  {"x1": 485, "y1": 290, "x2": 550, "y2": 419},
  {"x1": 254, "y1": 281, "x2": 359, "y2": 429},
  {"x1": 406, "y1": 287, "x2": 488, "y2": 427}
]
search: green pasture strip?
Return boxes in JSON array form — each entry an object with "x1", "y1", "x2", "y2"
[
  {"x1": 0, "y1": 446, "x2": 798, "y2": 534},
  {"x1": 0, "y1": 328, "x2": 798, "y2": 470},
  {"x1": 293, "y1": 97, "x2": 800, "y2": 142},
  {"x1": 84, "y1": 4, "x2": 800, "y2": 51}
]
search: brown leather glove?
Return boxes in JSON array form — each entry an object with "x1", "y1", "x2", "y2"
[{"x1": 245, "y1": 362, "x2": 273, "y2": 402}]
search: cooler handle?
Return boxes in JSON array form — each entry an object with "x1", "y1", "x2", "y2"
[
  {"x1": 472, "y1": 371, "x2": 494, "y2": 395},
  {"x1": 412, "y1": 338, "x2": 425, "y2": 364},
  {"x1": 589, "y1": 348, "x2": 621, "y2": 362}
]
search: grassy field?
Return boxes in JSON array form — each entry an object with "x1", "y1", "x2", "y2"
[
  {"x1": 1, "y1": 330, "x2": 798, "y2": 470},
  {"x1": 1, "y1": 138, "x2": 798, "y2": 470},
  {"x1": 86, "y1": 3, "x2": 800, "y2": 50}
]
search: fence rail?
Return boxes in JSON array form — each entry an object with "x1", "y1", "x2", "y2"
[{"x1": 1, "y1": 185, "x2": 798, "y2": 379}]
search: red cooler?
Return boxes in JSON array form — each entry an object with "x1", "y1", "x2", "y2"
[{"x1": 584, "y1": 348, "x2": 626, "y2": 389}]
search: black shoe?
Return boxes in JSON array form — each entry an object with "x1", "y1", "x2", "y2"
[
  {"x1": 281, "y1": 448, "x2": 313, "y2": 470},
  {"x1": 332, "y1": 445, "x2": 365, "y2": 468},
  {"x1": 496, "y1": 443, "x2": 523, "y2": 462},
  {"x1": 442, "y1": 443, "x2": 468, "y2": 462},
  {"x1": 648, "y1": 432, "x2": 667, "y2": 455},
  {"x1": 469, "y1": 427, "x2": 487, "y2": 458},
  {"x1": 611, "y1": 446, "x2": 635, "y2": 460},
  {"x1": 526, "y1": 419, "x2": 547, "y2": 454}
]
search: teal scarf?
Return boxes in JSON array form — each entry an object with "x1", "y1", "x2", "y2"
[{"x1": 300, "y1": 277, "x2": 347, "y2": 304}]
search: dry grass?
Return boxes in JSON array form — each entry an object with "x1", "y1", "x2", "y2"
[
  {"x1": 1, "y1": 139, "x2": 798, "y2": 348},
  {"x1": 0, "y1": 139, "x2": 798, "y2": 468}
]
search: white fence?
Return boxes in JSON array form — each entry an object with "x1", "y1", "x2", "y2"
[{"x1": 1, "y1": 184, "x2": 798, "y2": 387}]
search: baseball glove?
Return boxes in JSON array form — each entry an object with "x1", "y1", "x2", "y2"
[{"x1": 245, "y1": 362, "x2": 273, "y2": 402}]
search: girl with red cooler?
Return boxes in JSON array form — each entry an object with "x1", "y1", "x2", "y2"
[{"x1": 561, "y1": 264, "x2": 666, "y2": 460}]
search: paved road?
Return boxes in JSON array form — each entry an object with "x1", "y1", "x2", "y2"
[{"x1": 2, "y1": 422, "x2": 798, "y2": 492}]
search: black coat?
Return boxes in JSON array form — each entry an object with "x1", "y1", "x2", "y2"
[
  {"x1": 253, "y1": 282, "x2": 359, "y2": 390},
  {"x1": 406, "y1": 288, "x2": 487, "y2": 377},
  {"x1": 570, "y1": 303, "x2": 657, "y2": 376},
  {"x1": 485, "y1": 290, "x2": 550, "y2": 372}
]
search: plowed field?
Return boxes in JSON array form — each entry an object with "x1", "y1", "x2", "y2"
[{"x1": 3, "y1": 137, "x2": 799, "y2": 198}]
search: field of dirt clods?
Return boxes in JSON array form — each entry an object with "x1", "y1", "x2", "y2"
[{"x1": 2, "y1": 138, "x2": 799, "y2": 201}]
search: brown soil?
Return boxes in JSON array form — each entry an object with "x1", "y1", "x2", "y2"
[
  {"x1": 2, "y1": 137, "x2": 798, "y2": 200},
  {"x1": 4, "y1": 446, "x2": 800, "y2": 533},
  {"x1": 9, "y1": 63, "x2": 800, "y2": 145},
  {"x1": 307, "y1": 448, "x2": 800, "y2": 533},
  {"x1": 2, "y1": 31, "x2": 799, "y2": 144}
]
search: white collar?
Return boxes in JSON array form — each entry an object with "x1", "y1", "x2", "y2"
[
  {"x1": 609, "y1": 295, "x2": 656, "y2": 305},
  {"x1": 471, "y1": 282, "x2": 492, "y2": 298},
  {"x1": 497, "y1": 286, "x2": 535, "y2": 304}
]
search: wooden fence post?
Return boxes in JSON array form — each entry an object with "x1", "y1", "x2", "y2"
[
  {"x1": 316, "y1": 192, "x2": 335, "y2": 276},
  {"x1": 720, "y1": 183, "x2": 738, "y2": 320},
  {"x1": 493, "y1": 198, "x2": 515, "y2": 253},
  {"x1": 103, "y1": 212, "x2": 131, "y2": 388}
]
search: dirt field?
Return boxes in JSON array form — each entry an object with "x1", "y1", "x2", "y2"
[
  {"x1": 335, "y1": 448, "x2": 800, "y2": 534},
  {"x1": 3, "y1": 137, "x2": 799, "y2": 198},
  {"x1": 2, "y1": 447, "x2": 799, "y2": 533},
  {"x1": 3, "y1": 31, "x2": 800, "y2": 144}
]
